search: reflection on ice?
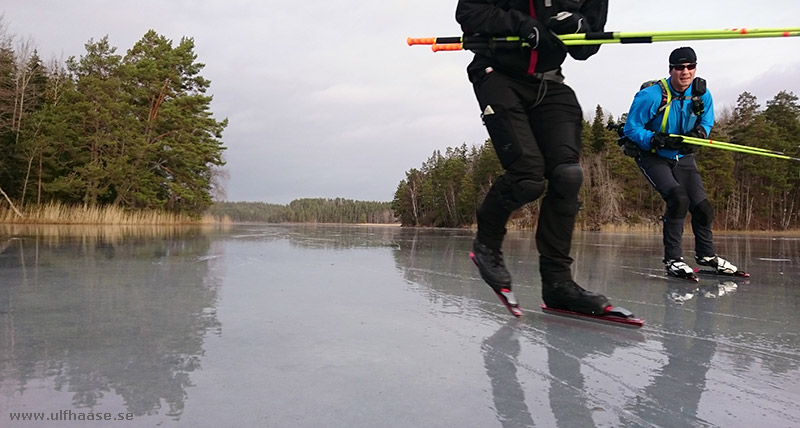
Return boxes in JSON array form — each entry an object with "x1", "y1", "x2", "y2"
[
  {"x1": 391, "y1": 227, "x2": 800, "y2": 427},
  {"x1": 1, "y1": 224, "x2": 798, "y2": 427},
  {"x1": 0, "y1": 226, "x2": 223, "y2": 422},
  {"x1": 482, "y1": 323, "x2": 536, "y2": 428},
  {"x1": 665, "y1": 280, "x2": 739, "y2": 304}
]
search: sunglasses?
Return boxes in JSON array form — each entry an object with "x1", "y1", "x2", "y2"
[{"x1": 670, "y1": 63, "x2": 697, "y2": 71}]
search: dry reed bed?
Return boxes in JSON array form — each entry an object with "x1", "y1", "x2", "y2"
[{"x1": 0, "y1": 203, "x2": 224, "y2": 225}]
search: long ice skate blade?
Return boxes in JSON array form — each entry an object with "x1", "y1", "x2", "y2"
[
  {"x1": 540, "y1": 304, "x2": 644, "y2": 329},
  {"x1": 667, "y1": 272, "x2": 700, "y2": 283},
  {"x1": 694, "y1": 268, "x2": 750, "y2": 278}
]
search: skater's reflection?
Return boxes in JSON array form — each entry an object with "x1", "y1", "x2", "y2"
[
  {"x1": 543, "y1": 328, "x2": 597, "y2": 428},
  {"x1": 665, "y1": 280, "x2": 738, "y2": 305},
  {"x1": 483, "y1": 318, "x2": 624, "y2": 428},
  {"x1": 541, "y1": 317, "x2": 621, "y2": 428},
  {"x1": 629, "y1": 280, "x2": 734, "y2": 426},
  {"x1": 482, "y1": 322, "x2": 536, "y2": 428}
]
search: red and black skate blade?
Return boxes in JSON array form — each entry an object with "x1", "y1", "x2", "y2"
[
  {"x1": 540, "y1": 304, "x2": 645, "y2": 329},
  {"x1": 469, "y1": 252, "x2": 523, "y2": 317},
  {"x1": 495, "y1": 291, "x2": 523, "y2": 317},
  {"x1": 694, "y1": 268, "x2": 750, "y2": 278}
]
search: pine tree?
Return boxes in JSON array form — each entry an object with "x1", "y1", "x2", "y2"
[
  {"x1": 764, "y1": 91, "x2": 800, "y2": 229},
  {"x1": 46, "y1": 36, "x2": 131, "y2": 205},
  {"x1": 589, "y1": 105, "x2": 615, "y2": 153},
  {"x1": 120, "y1": 30, "x2": 227, "y2": 214}
]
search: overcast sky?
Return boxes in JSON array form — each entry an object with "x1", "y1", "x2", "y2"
[{"x1": 2, "y1": 1, "x2": 799, "y2": 204}]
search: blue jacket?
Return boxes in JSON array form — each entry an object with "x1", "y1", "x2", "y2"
[{"x1": 623, "y1": 77, "x2": 714, "y2": 160}]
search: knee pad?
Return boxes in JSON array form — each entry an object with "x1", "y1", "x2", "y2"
[
  {"x1": 549, "y1": 163, "x2": 583, "y2": 198},
  {"x1": 665, "y1": 186, "x2": 689, "y2": 220},
  {"x1": 493, "y1": 174, "x2": 546, "y2": 211},
  {"x1": 511, "y1": 177, "x2": 546, "y2": 206},
  {"x1": 546, "y1": 163, "x2": 584, "y2": 215},
  {"x1": 691, "y1": 199, "x2": 714, "y2": 227}
]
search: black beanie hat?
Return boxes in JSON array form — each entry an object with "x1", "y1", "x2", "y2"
[{"x1": 669, "y1": 47, "x2": 697, "y2": 65}]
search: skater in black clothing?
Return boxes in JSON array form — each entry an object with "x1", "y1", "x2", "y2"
[
  {"x1": 622, "y1": 47, "x2": 742, "y2": 280},
  {"x1": 456, "y1": 0, "x2": 611, "y2": 315}
]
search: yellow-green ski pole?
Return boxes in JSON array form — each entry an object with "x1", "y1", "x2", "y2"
[
  {"x1": 563, "y1": 30, "x2": 800, "y2": 46},
  {"x1": 677, "y1": 135, "x2": 786, "y2": 155},
  {"x1": 407, "y1": 27, "x2": 800, "y2": 52},
  {"x1": 673, "y1": 135, "x2": 800, "y2": 162}
]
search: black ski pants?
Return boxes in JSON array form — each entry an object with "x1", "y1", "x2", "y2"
[
  {"x1": 470, "y1": 67, "x2": 584, "y2": 285},
  {"x1": 636, "y1": 152, "x2": 715, "y2": 261}
]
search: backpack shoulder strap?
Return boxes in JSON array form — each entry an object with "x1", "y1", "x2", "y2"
[
  {"x1": 639, "y1": 78, "x2": 672, "y2": 133},
  {"x1": 656, "y1": 78, "x2": 672, "y2": 132},
  {"x1": 690, "y1": 77, "x2": 707, "y2": 116},
  {"x1": 691, "y1": 77, "x2": 707, "y2": 96}
]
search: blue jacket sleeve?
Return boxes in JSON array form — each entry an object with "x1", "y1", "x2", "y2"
[{"x1": 623, "y1": 86, "x2": 662, "y2": 151}]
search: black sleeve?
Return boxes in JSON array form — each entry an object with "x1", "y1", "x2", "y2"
[
  {"x1": 567, "y1": 0, "x2": 608, "y2": 60},
  {"x1": 456, "y1": 0, "x2": 537, "y2": 38}
]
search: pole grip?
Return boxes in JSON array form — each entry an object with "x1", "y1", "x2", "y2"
[
  {"x1": 407, "y1": 37, "x2": 437, "y2": 46},
  {"x1": 432, "y1": 43, "x2": 463, "y2": 52}
]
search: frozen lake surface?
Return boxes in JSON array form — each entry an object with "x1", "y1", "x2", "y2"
[{"x1": 1, "y1": 224, "x2": 799, "y2": 427}]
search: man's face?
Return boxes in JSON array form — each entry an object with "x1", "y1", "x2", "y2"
[{"x1": 669, "y1": 62, "x2": 696, "y2": 92}]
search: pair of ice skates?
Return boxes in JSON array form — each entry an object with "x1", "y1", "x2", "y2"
[
  {"x1": 469, "y1": 239, "x2": 744, "y2": 326},
  {"x1": 665, "y1": 255, "x2": 745, "y2": 282},
  {"x1": 469, "y1": 240, "x2": 609, "y2": 318}
]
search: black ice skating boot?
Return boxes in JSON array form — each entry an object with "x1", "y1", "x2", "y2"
[
  {"x1": 542, "y1": 280, "x2": 610, "y2": 315},
  {"x1": 471, "y1": 239, "x2": 512, "y2": 292},
  {"x1": 470, "y1": 239, "x2": 521, "y2": 316}
]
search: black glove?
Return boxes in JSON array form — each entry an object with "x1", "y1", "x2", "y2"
[
  {"x1": 607, "y1": 122, "x2": 625, "y2": 138},
  {"x1": 547, "y1": 11, "x2": 587, "y2": 34},
  {"x1": 686, "y1": 125, "x2": 707, "y2": 139},
  {"x1": 520, "y1": 20, "x2": 565, "y2": 52},
  {"x1": 651, "y1": 133, "x2": 684, "y2": 151},
  {"x1": 679, "y1": 126, "x2": 705, "y2": 154}
]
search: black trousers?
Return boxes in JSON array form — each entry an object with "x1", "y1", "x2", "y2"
[
  {"x1": 470, "y1": 67, "x2": 583, "y2": 284},
  {"x1": 636, "y1": 153, "x2": 715, "y2": 260}
]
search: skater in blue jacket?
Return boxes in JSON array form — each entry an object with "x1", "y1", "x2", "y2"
[{"x1": 623, "y1": 47, "x2": 742, "y2": 280}]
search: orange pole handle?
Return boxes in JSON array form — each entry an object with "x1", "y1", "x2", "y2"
[
  {"x1": 431, "y1": 43, "x2": 463, "y2": 52},
  {"x1": 407, "y1": 37, "x2": 437, "y2": 46}
]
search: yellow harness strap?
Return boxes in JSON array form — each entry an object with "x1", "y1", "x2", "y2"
[{"x1": 659, "y1": 78, "x2": 671, "y2": 133}]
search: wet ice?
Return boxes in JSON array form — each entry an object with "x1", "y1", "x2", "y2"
[{"x1": 1, "y1": 224, "x2": 799, "y2": 427}]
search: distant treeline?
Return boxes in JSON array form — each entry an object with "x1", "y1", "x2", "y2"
[
  {"x1": 392, "y1": 90, "x2": 800, "y2": 231},
  {"x1": 208, "y1": 199, "x2": 396, "y2": 224},
  {"x1": 0, "y1": 23, "x2": 226, "y2": 217}
]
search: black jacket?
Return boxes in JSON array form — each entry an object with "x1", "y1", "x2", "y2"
[{"x1": 456, "y1": 0, "x2": 608, "y2": 77}]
